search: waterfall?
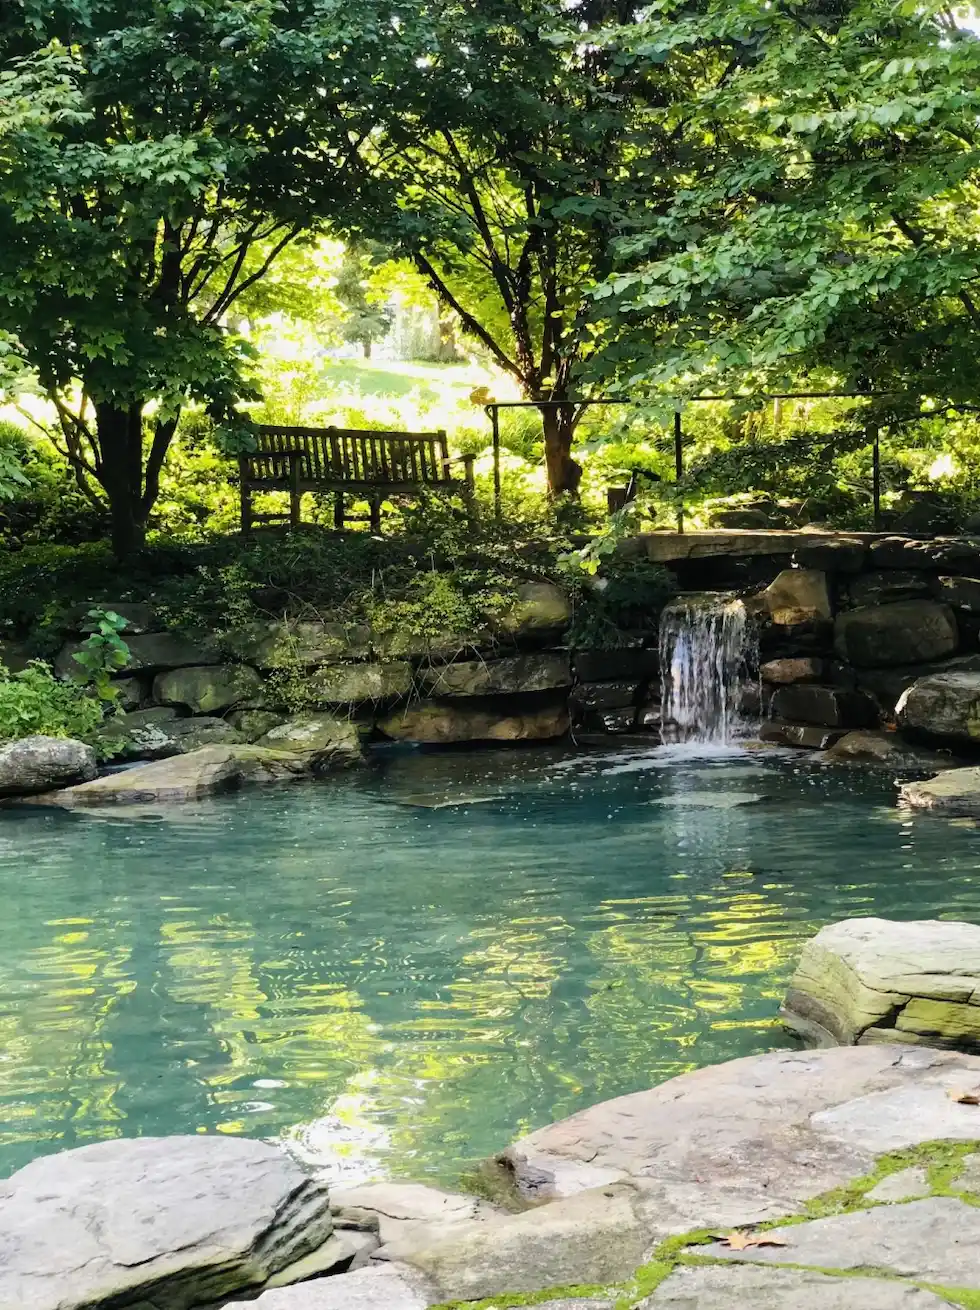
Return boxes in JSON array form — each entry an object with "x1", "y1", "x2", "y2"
[{"x1": 659, "y1": 594, "x2": 755, "y2": 746}]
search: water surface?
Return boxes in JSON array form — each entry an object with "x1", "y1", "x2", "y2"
[{"x1": 0, "y1": 745, "x2": 977, "y2": 1183}]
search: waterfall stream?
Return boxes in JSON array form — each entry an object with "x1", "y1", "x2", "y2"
[{"x1": 659, "y1": 594, "x2": 756, "y2": 745}]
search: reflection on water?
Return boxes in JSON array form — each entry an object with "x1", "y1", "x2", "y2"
[{"x1": 0, "y1": 744, "x2": 978, "y2": 1183}]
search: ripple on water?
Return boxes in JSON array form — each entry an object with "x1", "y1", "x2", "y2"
[{"x1": 0, "y1": 746, "x2": 977, "y2": 1182}]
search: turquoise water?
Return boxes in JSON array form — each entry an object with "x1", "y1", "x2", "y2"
[{"x1": 0, "y1": 744, "x2": 978, "y2": 1184}]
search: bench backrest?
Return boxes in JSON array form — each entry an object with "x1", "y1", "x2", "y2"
[{"x1": 245, "y1": 426, "x2": 451, "y2": 485}]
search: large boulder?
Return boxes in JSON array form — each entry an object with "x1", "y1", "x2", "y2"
[
  {"x1": 834, "y1": 601, "x2": 958, "y2": 668},
  {"x1": 0, "y1": 735, "x2": 97, "y2": 797},
  {"x1": 572, "y1": 646, "x2": 659, "y2": 684},
  {"x1": 825, "y1": 730, "x2": 954, "y2": 771},
  {"x1": 781, "y1": 917, "x2": 980, "y2": 1050},
  {"x1": 897, "y1": 670, "x2": 980, "y2": 744},
  {"x1": 493, "y1": 583, "x2": 572, "y2": 643},
  {"x1": 309, "y1": 662, "x2": 412, "y2": 706},
  {"x1": 934, "y1": 575, "x2": 980, "y2": 612},
  {"x1": 499, "y1": 1045, "x2": 980, "y2": 1223},
  {"x1": 760, "y1": 721, "x2": 846, "y2": 750},
  {"x1": 256, "y1": 716, "x2": 364, "y2": 771},
  {"x1": 32, "y1": 746, "x2": 249, "y2": 805},
  {"x1": 848, "y1": 570, "x2": 932, "y2": 607},
  {"x1": 749, "y1": 568, "x2": 832, "y2": 626},
  {"x1": 793, "y1": 539, "x2": 867, "y2": 573},
  {"x1": 760, "y1": 657, "x2": 825, "y2": 685},
  {"x1": 97, "y1": 709, "x2": 243, "y2": 761},
  {"x1": 225, "y1": 1265, "x2": 438, "y2": 1309},
  {"x1": 153, "y1": 664, "x2": 265, "y2": 714},
  {"x1": 228, "y1": 710, "x2": 289, "y2": 742},
  {"x1": 419, "y1": 654, "x2": 571, "y2": 698},
  {"x1": 118, "y1": 630, "x2": 218, "y2": 672},
  {"x1": 0, "y1": 1135, "x2": 333, "y2": 1310},
  {"x1": 378, "y1": 700, "x2": 569, "y2": 744},
  {"x1": 769, "y1": 685, "x2": 879, "y2": 729},
  {"x1": 225, "y1": 621, "x2": 372, "y2": 668},
  {"x1": 900, "y1": 766, "x2": 980, "y2": 818}
]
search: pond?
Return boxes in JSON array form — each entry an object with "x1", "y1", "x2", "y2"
[{"x1": 0, "y1": 743, "x2": 978, "y2": 1185}]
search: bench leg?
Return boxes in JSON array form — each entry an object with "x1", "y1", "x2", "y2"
[
  {"x1": 289, "y1": 466, "x2": 302, "y2": 529},
  {"x1": 334, "y1": 492, "x2": 344, "y2": 530},
  {"x1": 240, "y1": 484, "x2": 253, "y2": 536},
  {"x1": 370, "y1": 496, "x2": 382, "y2": 535}
]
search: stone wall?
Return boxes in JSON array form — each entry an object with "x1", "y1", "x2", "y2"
[
  {"x1": 41, "y1": 530, "x2": 980, "y2": 763},
  {"x1": 628, "y1": 529, "x2": 980, "y2": 755}
]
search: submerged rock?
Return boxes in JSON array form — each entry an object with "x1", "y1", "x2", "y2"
[
  {"x1": 0, "y1": 735, "x2": 97, "y2": 797},
  {"x1": 834, "y1": 601, "x2": 958, "y2": 668},
  {"x1": 378, "y1": 699, "x2": 569, "y2": 744},
  {"x1": 781, "y1": 917, "x2": 980, "y2": 1050},
  {"x1": 0, "y1": 1135, "x2": 333, "y2": 1310}
]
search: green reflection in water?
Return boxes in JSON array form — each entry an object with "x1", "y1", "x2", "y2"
[{"x1": 0, "y1": 745, "x2": 978, "y2": 1183}]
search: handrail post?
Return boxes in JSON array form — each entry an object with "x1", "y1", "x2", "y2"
[
  {"x1": 674, "y1": 408, "x2": 684, "y2": 534},
  {"x1": 487, "y1": 405, "x2": 502, "y2": 522},
  {"x1": 871, "y1": 423, "x2": 881, "y2": 531}
]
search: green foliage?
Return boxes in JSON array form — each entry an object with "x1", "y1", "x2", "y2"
[
  {"x1": 564, "y1": 553, "x2": 676, "y2": 650},
  {"x1": 0, "y1": 1, "x2": 423, "y2": 554},
  {"x1": 587, "y1": 0, "x2": 980, "y2": 403},
  {"x1": 334, "y1": 244, "x2": 395, "y2": 357},
  {"x1": 70, "y1": 609, "x2": 131, "y2": 702},
  {"x1": 0, "y1": 660, "x2": 106, "y2": 745}
]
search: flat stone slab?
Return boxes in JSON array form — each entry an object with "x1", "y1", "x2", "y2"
[
  {"x1": 224, "y1": 1263, "x2": 438, "y2": 1309},
  {"x1": 0, "y1": 1135, "x2": 333, "y2": 1310},
  {"x1": 387, "y1": 1183, "x2": 649, "y2": 1302},
  {"x1": 901, "y1": 766, "x2": 980, "y2": 818},
  {"x1": 633, "y1": 530, "x2": 873, "y2": 564},
  {"x1": 781, "y1": 917, "x2": 980, "y2": 1049},
  {"x1": 500, "y1": 1046, "x2": 980, "y2": 1236},
  {"x1": 644, "y1": 1264, "x2": 956, "y2": 1307},
  {"x1": 705, "y1": 1196, "x2": 980, "y2": 1287},
  {"x1": 867, "y1": 1166, "x2": 932, "y2": 1202},
  {"x1": 331, "y1": 1181, "x2": 498, "y2": 1250}
]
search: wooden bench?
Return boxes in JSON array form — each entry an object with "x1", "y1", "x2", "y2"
[{"x1": 238, "y1": 425, "x2": 477, "y2": 533}]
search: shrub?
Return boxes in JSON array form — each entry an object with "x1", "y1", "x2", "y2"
[{"x1": 0, "y1": 662, "x2": 107, "y2": 745}]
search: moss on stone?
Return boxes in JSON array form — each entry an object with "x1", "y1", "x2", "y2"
[
  {"x1": 433, "y1": 1283, "x2": 612, "y2": 1309},
  {"x1": 921, "y1": 1286, "x2": 980, "y2": 1309}
]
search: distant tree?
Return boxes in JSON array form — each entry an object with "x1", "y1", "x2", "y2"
[{"x1": 333, "y1": 246, "x2": 395, "y2": 360}]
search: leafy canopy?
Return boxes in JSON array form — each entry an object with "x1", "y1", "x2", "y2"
[{"x1": 586, "y1": 0, "x2": 980, "y2": 405}]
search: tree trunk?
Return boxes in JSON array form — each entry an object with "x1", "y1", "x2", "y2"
[
  {"x1": 94, "y1": 401, "x2": 148, "y2": 559},
  {"x1": 363, "y1": 339, "x2": 373, "y2": 360},
  {"x1": 541, "y1": 403, "x2": 582, "y2": 496}
]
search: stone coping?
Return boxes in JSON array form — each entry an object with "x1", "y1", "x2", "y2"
[{"x1": 13, "y1": 1046, "x2": 980, "y2": 1309}]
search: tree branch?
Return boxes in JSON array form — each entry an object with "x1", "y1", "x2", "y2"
[{"x1": 414, "y1": 252, "x2": 523, "y2": 381}]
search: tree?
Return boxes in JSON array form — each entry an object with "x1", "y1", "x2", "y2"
[
  {"x1": 586, "y1": 0, "x2": 980, "y2": 407},
  {"x1": 349, "y1": 0, "x2": 734, "y2": 494},
  {"x1": 0, "y1": 1, "x2": 413, "y2": 557},
  {"x1": 333, "y1": 245, "x2": 394, "y2": 359}
]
